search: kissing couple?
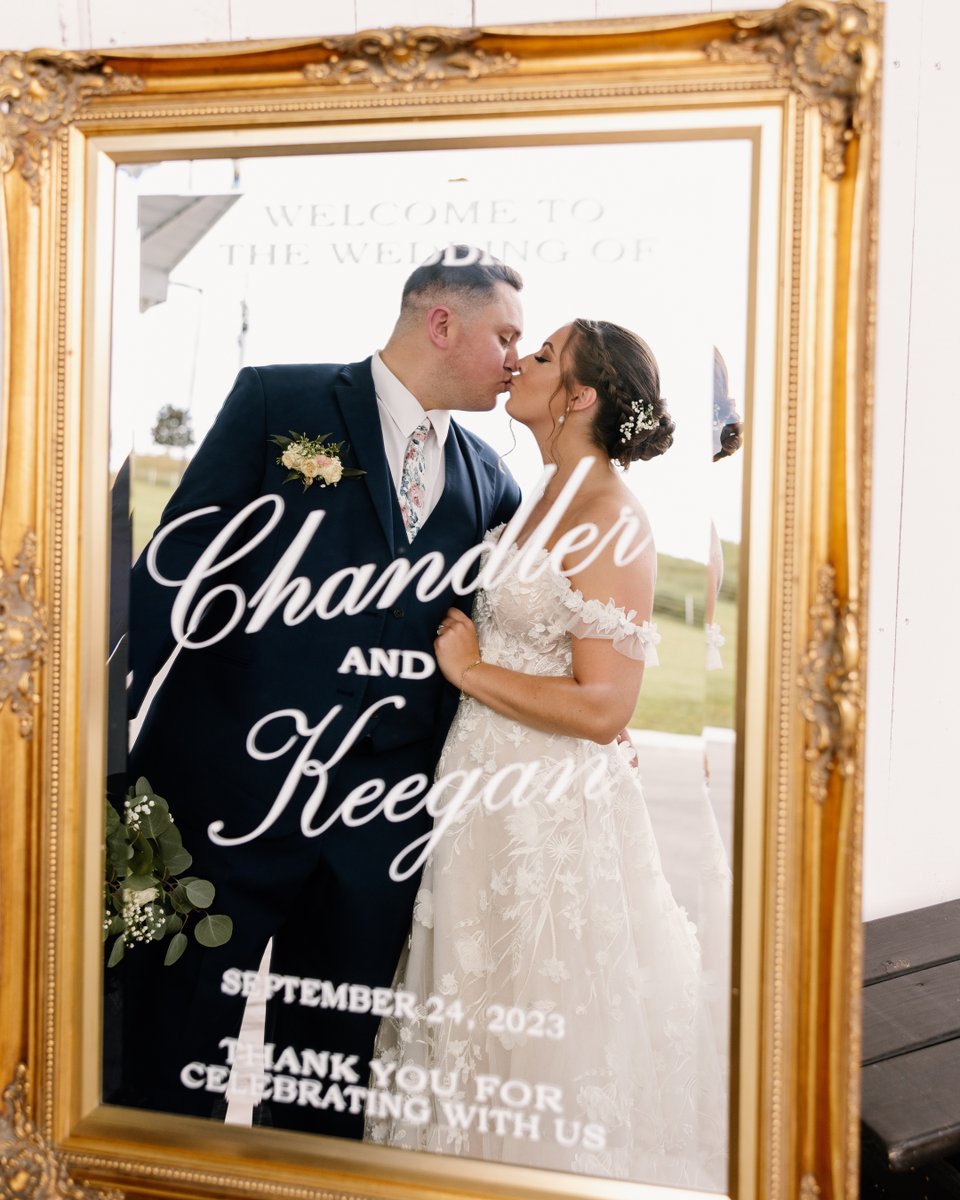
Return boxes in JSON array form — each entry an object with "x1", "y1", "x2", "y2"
[{"x1": 113, "y1": 244, "x2": 723, "y2": 1185}]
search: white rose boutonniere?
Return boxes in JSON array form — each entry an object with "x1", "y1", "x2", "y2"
[{"x1": 269, "y1": 431, "x2": 364, "y2": 490}]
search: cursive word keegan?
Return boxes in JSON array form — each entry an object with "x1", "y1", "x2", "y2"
[
  {"x1": 209, "y1": 715, "x2": 613, "y2": 875},
  {"x1": 146, "y1": 456, "x2": 649, "y2": 651}
]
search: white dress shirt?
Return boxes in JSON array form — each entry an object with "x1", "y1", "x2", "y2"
[{"x1": 371, "y1": 351, "x2": 451, "y2": 525}]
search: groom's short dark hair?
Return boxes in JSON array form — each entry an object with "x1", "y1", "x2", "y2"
[{"x1": 401, "y1": 245, "x2": 523, "y2": 310}]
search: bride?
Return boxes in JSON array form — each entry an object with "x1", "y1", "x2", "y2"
[{"x1": 364, "y1": 319, "x2": 726, "y2": 1188}]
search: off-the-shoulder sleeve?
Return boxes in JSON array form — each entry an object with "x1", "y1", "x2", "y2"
[{"x1": 561, "y1": 590, "x2": 660, "y2": 665}]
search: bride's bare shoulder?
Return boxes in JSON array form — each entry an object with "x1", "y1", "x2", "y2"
[
  {"x1": 579, "y1": 481, "x2": 653, "y2": 546},
  {"x1": 562, "y1": 480, "x2": 656, "y2": 604}
]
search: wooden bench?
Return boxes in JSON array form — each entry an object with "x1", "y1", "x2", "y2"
[{"x1": 861, "y1": 898, "x2": 960, "y2": 1197}]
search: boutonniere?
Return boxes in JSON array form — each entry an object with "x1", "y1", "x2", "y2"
[{"x1": 268, "y1": 431, "x2": 366, "y2": 490}]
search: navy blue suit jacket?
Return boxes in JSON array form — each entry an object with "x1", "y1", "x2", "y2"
[{"x1": 127, "y1": 359, "x2": 520, "y2": 843}]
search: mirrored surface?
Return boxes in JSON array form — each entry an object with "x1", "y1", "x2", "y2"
[{"x1": 102, "y1": 136, "x2": 752, "y2": 1192}]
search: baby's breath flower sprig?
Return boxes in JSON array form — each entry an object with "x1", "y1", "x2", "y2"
[
  {"x1": 104, "y1": 777, "x2": 233, "y2": 967},
  {"x1": 269, "y1": 430, "x2": 366, "y2": 490},
  {"x1": 619, "y1": 397, "x2": 660, "y2": 444}
]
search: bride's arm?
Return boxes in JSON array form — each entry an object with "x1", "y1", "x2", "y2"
[{"x1": 434, "y1": 500, "x2": 655, "y2": 745}]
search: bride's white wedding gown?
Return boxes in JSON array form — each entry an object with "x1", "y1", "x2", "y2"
[{"x1": 365, "y1": 535, "x2": 727, "y2": 1189}]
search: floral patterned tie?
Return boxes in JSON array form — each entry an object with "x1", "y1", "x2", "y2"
[{"x1": 398, "y1": 417, "x2": 431, "y2": 541}]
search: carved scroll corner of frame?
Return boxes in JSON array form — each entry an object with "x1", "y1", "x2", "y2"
[
  {"x1": 705, "y1": 1, "x2": 881, "y2": 179},
  {"x1": 0, "y1": 49, "x2": 143, "y2": 202},
  {"x1": 1, "y1": 1063, "x2": 125, "y2": 1200}
]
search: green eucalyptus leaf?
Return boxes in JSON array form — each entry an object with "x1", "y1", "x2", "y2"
[
  {"x1": 156, "y1": 824, "x2": 182, "y2": 853},
  {"x1": 122, "y1": 874, "x2": 159, "y2": 892},
  {"x1": 164, "y1": 847, "x2": 193, "y2": 876},
  {"x1": 105, "y1": 782, "x2": 241, "y2": 966},
  {"x1": 194, "y1": 914, "x2": 233, "y2": 948},
  {"x1": 129, "y1": 841, "x2": 155, "y2": 876},
  {"x1": 169, "y1": 884, "x2": 193, "y2": 914},
  {"x1": 164, "y1": 932, "x2": 188, "y2": 966},
  {"x1": 106, "y1": 823, "x2": 133, "y2": 865},
  {"x1": 184, "y1": 879, "x2": 215, "y2": 909},
  {"x1": 138, "y1": 804, "x2": 170, "y2": 839}
]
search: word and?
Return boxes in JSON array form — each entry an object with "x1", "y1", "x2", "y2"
[{"x1": 336, "y1": 646, "x2": 434, "y2": 679}]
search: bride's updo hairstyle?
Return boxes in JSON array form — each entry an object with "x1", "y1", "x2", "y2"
[
  {"x1": 713, "y1": 345, "x2": 743, "y2": 462},
  {"x1": 561, "y1": 318, "x2": 675, "y2": 467}
]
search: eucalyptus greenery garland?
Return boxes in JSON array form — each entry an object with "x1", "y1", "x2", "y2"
[{"x1": 104, "y1": 777, "x2": 233, "y2": 967}]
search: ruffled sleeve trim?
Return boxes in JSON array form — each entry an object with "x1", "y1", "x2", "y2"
[
  {"x1": 705, "y1": 622, "x2": 725, "y2": 671},
  {"x1": 561, "y1": 590, "x2": 660, "y2": 665}
]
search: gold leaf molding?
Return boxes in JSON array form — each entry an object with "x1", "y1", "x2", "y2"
[
  {"x1": 304, "y1": 27, "x2": 518, "y2": 91},
  {"x1": 0, "y1": 530, "x2": 47, "y2": 738},
  {"x1": 800, "y1": 1173, "x2": 822, "y2": 1199},
  {"x1": 799, "y1": 564, "x2": 861, "y2": 804},
  {"x1": 0, "y1": 50, "x2": 142, "y2": 202},
  {"x1": 0, "y1": 1065, "x2": 123, "y2": 1200},
  {"x1": 707, "y1": 1, "x2": 880, "y2": 179}
]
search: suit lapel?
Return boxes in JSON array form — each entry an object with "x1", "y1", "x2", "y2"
[
  {"x1": 444, "y1": 421, "x2": 494, "y2": 545},
  {"x1": 334, "y1": 359, "x2": 397, "y2": 550}
]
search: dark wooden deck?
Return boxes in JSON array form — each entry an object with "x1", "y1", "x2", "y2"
[{"x1": 861, "y1": 898, "x2": 960, "y2": 1196}]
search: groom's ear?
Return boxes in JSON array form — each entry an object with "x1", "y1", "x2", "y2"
[{"x1": 426, "y1": 304, "x2": 452, "y2": 349}]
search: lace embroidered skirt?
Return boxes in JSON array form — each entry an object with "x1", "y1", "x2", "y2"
[{"x1": 365, "y1": 699, "x2": 727, "y2": 1187}]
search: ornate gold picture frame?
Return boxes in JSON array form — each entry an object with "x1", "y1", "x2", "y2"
[{"x1": 0, "y1": 3, "x2": 880, "y2": 1198}]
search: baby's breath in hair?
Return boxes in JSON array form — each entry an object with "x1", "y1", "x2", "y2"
[{"x1": 619, "y1": 395, "x2": 660, "y2": 443}]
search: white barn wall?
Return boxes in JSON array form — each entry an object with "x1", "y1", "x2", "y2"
[
  {"x1": 1, "y1": 1, "x2": 955, "y2": 920},
  {"x1": 865, "y1": 0, "x2": 960, "y2": 918}
]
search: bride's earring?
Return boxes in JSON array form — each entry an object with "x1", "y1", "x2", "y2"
[{"x1": 558, "y1": 405, "x2": 570, "y2": 426}]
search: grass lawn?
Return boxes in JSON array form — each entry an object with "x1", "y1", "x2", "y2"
[
  {"x1": 129, "y1": 456, "x2": 184, "y2": 558},
  {"x1": 631, "y1": 596, "x2": 738, "y2": 736},
  {"x1": 630, "y1": 550, "x2": 739, "y2": 736}
]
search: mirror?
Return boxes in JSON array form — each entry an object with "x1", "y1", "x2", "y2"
[
  {"x1": 0, "y1": 10, "x2": 880, "y2": 1200},
  {"x1": 102, "y1": 137, "x2": 751, "y2": 1190}
]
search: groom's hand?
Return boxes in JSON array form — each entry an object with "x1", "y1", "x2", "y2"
[{"x1": 434, "y1": 607, "x2": 481, "y2": 687}]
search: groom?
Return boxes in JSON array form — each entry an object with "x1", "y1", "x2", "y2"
[{"x1": 111, "y1": 247, "x2": 523, "y2": 1136}]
